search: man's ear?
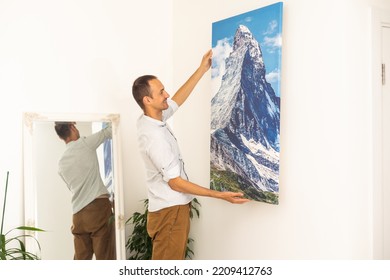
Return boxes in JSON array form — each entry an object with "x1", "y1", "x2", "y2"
[
  {"x1": 143, "y1": 95, "x2": 151, "y2": 105},
  {"x1": 69, "y1": 125, "x2": 77, "y2": 136}
]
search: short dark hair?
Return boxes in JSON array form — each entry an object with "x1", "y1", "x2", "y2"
[
  {"x1": 54, "y1": 122, "x2": 73, "y2": 140},
  {"x1": 132, "y1": 75, "x2": 157, "y2": 110}
]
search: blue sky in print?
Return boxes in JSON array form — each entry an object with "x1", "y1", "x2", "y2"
[{"x1": 212, "y1": 2, "x2": 283, "y2": 97}]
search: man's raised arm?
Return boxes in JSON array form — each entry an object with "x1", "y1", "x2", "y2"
[{"x1": 172, "y1": 49, "x2": 212, "y2": 106}]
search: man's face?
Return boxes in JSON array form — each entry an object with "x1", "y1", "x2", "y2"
[{"x1": 147, "y1": 79, "x2": 170, "y2": 111}]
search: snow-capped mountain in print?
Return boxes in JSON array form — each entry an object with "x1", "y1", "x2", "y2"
[{"x1": 210, "y1": 24, "x2": 281, "y2": 204}]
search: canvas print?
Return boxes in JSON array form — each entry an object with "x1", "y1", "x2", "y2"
[
  {"x1": 210, "y1": 2, "x2": 283, "y2": 204},
  {"x1": 102, "y1": 122, "x2": 114, "y2": 198}
]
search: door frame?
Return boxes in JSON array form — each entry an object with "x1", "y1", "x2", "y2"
[{"x1": 371, "y1": 7, "x2": 390, "y2": 260}]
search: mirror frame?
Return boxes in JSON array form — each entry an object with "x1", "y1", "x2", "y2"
[{"x1": 22, "y1": 112, "x2": 126, "y2": 259}]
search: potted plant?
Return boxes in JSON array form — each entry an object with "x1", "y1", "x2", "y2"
[
  {"x1": 126, "y1": 198, "x2": 200, "y2": 260},
  {"x1": 1, "y1": 171, "x2": 44, "y2": 260}
]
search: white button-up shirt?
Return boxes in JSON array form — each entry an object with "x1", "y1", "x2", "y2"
[
  {"x1": 58, "y1": 124, "x2": 112, "y2": 214},
  {"x1": 136, "y1": 99, "x2": 194, "y2": 212}
]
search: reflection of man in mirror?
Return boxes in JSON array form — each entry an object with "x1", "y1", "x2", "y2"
[
  {"x1": 132, "y1": 50, "x2": 250, "y2": 260},
  {"x1": 54, "y1": 121, "x2": 116, "y2": 260}
]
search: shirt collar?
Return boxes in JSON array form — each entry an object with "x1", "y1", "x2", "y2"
[{"x1": 141, "y1": 114, "x2": 167, "y2": 127}]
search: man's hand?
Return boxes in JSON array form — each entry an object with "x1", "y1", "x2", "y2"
[
  {"x1": 217, "y1": 191, "x2": 251, "y2": 204},
  {"x1": 199, "y1": 49, "x2": 212, "y2": 74},
  {"x1": 172, "y1": 49, "x2": 213, "y2": 106},
  {"x1": 169, "y1": 177, "x2": 251, "y2": 204}
]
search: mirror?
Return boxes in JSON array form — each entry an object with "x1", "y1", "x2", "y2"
[{"x1": 23, "y1": 112, "x2": 125, "y2": 259}]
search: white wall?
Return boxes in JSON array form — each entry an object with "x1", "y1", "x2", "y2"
[
  {"x1": 1, "y1": 0, "x2": 390, "y2": 261},
  {"x1": 172, "y1": 0, "x2": 390, "y2": 259}
]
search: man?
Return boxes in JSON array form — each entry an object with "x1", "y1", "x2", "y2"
[
  {"x1": 54, "y1": 122, "x2": 116, "y2": 260},
  {"x1": 132, "y1": 50, "x2": 250, "y2": 260}
]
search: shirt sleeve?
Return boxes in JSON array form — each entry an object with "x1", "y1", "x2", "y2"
[
  {"x1": 83, "y1": 123, "x2": 112, "y2": 150},
  {"x1": 147, "y1": 136, "x2": 181, "y2": 182},
  {"x1": 162, "y1": 99, "x2": 179, "y2": 121}
]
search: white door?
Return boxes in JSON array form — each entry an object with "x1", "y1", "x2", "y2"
[{"x1": 383, "y1": 25, "x2": 390, "y2": 259}]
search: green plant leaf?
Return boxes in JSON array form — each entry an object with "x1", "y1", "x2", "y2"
[
  {"x1": 1, "y1": 172, "x2": 44, "y2": 260},
  {"x1": 1, "y1": 172, "x2": 10, "y2": 236},
  {"x1": 15, "y1": 226, "x2": 45, "y2": 232}
]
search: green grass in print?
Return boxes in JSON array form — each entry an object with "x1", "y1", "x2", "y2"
[{"x1": 210, "y1": 167, "x2": 278, "y2": 205}]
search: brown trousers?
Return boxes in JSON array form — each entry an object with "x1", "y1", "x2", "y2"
[
  {"x1": 71, "y1": 198, "x2": 116, "y2": 260},
  {"x1": 147, "y1": 203, "x2": 190, "y2": 260}
]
